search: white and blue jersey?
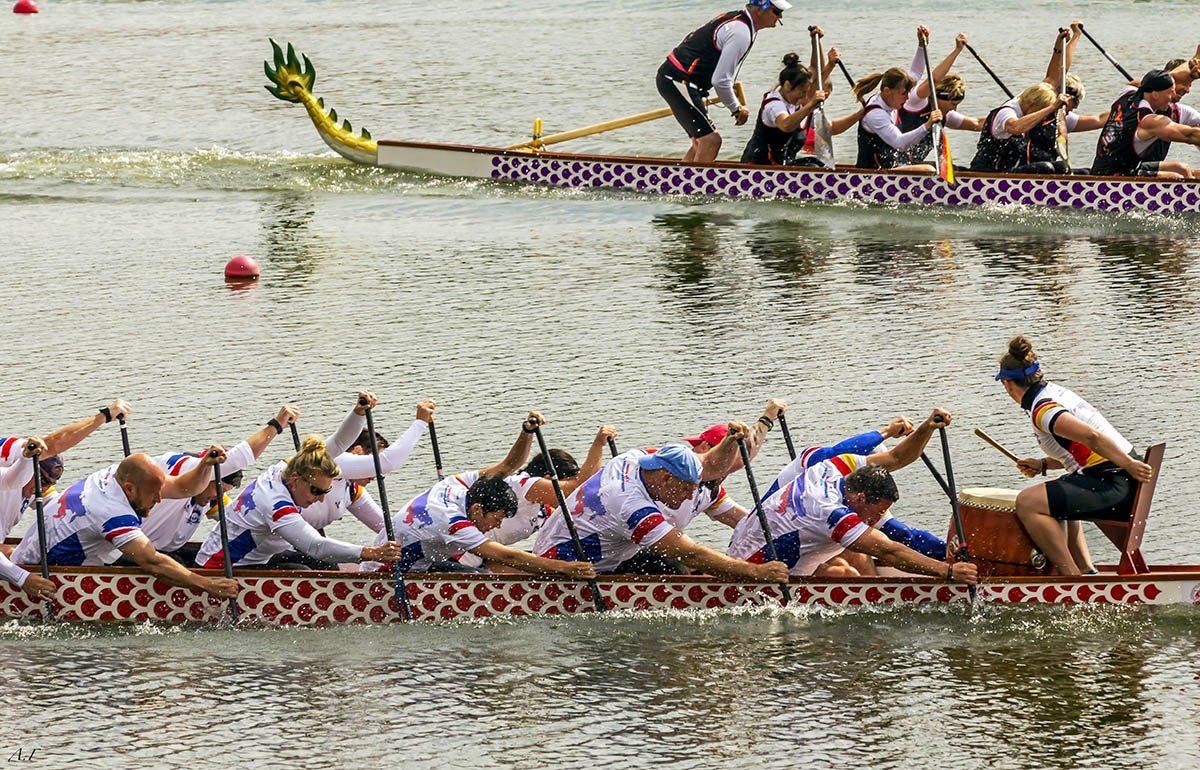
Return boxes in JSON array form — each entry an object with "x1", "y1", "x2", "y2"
[
  {"x1": 533, "y1": 450, "x2": 677, "y2": 573},
  {"x1": 11, "y1": 464, "x2": 146, "y2": 567},
  {"x1": 365, "y1": 472, "x2": 489, "y2": 572}
]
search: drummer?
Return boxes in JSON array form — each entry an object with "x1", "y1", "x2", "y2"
[{"x1": 994, "y1": 336, "x2": 1153, "y2": 575}]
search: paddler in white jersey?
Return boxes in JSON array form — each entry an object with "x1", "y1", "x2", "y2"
[
  {"x1": 994, "y1": 336, "x2": 1153, "y2": 576},
  {"x1": 656, "y1": 0, "x2": 790, "y2": 163},
  {"x1": 534, "y1": 423, "x2": 789, "y2": 583},
  {"x1": 0, "y1": 400, "x2": 133, "y2": 599}
]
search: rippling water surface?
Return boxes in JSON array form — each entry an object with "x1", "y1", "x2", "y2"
[{"x1": 3, "y1": 1, "x2": 1200, "y2": 768}]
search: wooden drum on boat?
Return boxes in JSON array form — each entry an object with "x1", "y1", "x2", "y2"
[{"x1": 949, "y1": 488, "x2": 1052, "y2": 577}]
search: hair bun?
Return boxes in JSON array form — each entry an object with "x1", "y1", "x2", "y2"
[
  {"x1": 1008, "y1": 335, "x2": 1036, "y2": 363},
  {"x1": 782, "y1": 52, "x2": 800, "y2": 67}
]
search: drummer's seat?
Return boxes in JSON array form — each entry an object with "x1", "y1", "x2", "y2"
[{"x1": 1094, "y1": 442, "x2": 1165, "y2": 576}]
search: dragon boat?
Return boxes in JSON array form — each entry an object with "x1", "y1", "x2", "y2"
[{"x1": 263, "y1": 41, "x2": 1200, "y2": 217}]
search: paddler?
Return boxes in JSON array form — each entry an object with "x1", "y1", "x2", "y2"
[
  {"x1": 994, "y1": 336, "x2": 1153, "y2": 576},
  {"x1": 657, "y1": 0, "x2": 790, "y2": 163},
  {"x1": 0, "y1": 400, "x2": 133, "y2": 599},
  {"x1": 727, "y1": 409, "x2": 973, "y2": 581},
  {"x1": 193, "y1": 392, "x2": 407, "y2": 570},
  {"x1": 362, "y1": 413, "x2": 597, "y2": 579},
  {"x1": 971, "y1": 25, "x2": 1109, "y2": 174},
  {"x1": 851, "y1": 43, "x2": 944, "y2": 172},
  {"x1": 1092, "y1": 69, "x2": 1200, "y2": 178},
  {"x1": 11, "y1": 449, "x2": 238, "y2": 600},
  {"x1": 897, "y1": 30, "x2": 985, "y2": 166},
  {"x1": 533, "y1": 424, "x2": 790, "y2": 583}
]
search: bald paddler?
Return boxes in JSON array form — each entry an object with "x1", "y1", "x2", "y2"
[
  {"x1": 657, "y1": 0, "x2": 790, "y2": 163},
  {"x1": 533, "y1": 423, "x2": 789, "y2": 583},
  {"x1": 727, "y1": 409, "x2": 974, "y2": 580},
  {"x1": 1092, "y1": 69, "x2": 1200, "y2": 178},
  {"x1": 12, "y1": 450, "x2": 238, "y2": 600}
]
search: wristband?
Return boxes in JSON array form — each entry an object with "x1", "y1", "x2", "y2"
[
  {"x1": 99, "y1": 406, "x2": 112, "y2": 423},
  {"x1": 757, "y1": 415, "x2": 775, "y2": 431},
  {"x1": 267, "y1": 418, "x2": 284, "y2": 435}
]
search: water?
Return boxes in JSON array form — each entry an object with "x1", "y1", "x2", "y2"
[{"x1": 3, "y1": 1, "x2": 1200, "y2": 767}]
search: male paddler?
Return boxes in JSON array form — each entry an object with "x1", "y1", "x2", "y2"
[
  {"x1": 1092, "y1": 69, "x2": 1200, "y2": 178},
  {"x1": 533, "y1": 423, "x2": 789, "y2": 583},
  {"x1": 657, "y1": 0, "x2": 791, "y2": 163}
]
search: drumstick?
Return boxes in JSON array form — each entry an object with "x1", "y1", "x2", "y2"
[{"x1": 974, "y1": 428, "x2": 1022, "y2": 464}]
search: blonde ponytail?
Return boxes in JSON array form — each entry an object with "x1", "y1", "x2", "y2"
[{"x1": 286, "y1": 434, "x2": 340, "y2": 480}]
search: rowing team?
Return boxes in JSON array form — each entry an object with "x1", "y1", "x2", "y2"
[
  {"x1": 659, "y1": 2, "x2": 1200, "y2": 178},
  {"x1": 0, "y1": 337, "x2": 1152, "y2": 604}
]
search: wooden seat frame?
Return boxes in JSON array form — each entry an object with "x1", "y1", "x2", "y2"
[{"x1": 1094, "y1": 443, "x2": 1165, "y2": 576}]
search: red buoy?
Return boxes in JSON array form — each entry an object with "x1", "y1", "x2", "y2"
[
  {"x1": 13, "y1": 0, "x2": 39, "y2": 13},
  {"x1": 224, "y1": 255, "x2": 260, "y2": 280}
]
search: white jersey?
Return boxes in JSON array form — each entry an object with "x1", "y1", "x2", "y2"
[
  {"x1": 989, "y1": 97, "x2": 1080, "y2": 140},
  {"x1": 0, "y1": 442, "x2": 36, "y2": 586},
  {"x1": 533, "y1": 450, "x2": 677, "y2": 573},
  {"x1": 12, "y1": 465, "x2": 146, "y2": 567},
  {"x1": 301, "y1": 477, "x2": 384, "y2": 534},
  {"x1": 662, "y1": 481, "x2": 735, "y2": 530},
  {"x1": 0, "y1": 436, "x2": 23, "y2": 469},
  {"x1": 122, "y1": 442, "x2": 257, "y2": 559},
  {"x1": 1025, "y1": 381, "x2": 1133, "y2": 474},
  {"x1": 364, "y1": 473, "x2": 489, "y2": 572},
  {"x1": 194, "y1": 462, "x2": 365, "y2": 568},
  {"x1": 727, "y1": 453, "x2": 872, "y2": 576}
]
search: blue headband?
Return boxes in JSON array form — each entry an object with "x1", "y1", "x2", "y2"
[{"x1": 994, "y1": 361, "x2": 1041, "y2": 381}]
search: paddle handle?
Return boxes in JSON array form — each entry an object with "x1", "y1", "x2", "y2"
[
  {"x1": 1078, "y1": 24, "x2": 1133, "y2": 81},
  {"x1": 963, "y1": 42, "x2": 1014, "y2": 98},
  {"x1": 289, "y1": 422, "x2": 301, "y2": 451},
  {"x1": 533, "y1": 424, "x2": 607, "y2": 612},
  {"x1": 363, "y1": 402, "x2": 413, "y2": 622},
  {"x1": 27, "y1": 441, "x2": 55, "y2": 620},
  {"x1": 973, "y1": 428, "x2": 1022, "y2": 464},
  {"x1": 428, "y1": 422, "x2": 445, "y2": 481},
  {"x1": 117, "y1": 415, "x2": 131, "y2": 458},
  {"x1": 737, "y1": 438, "x2": 790, "y2": 605},
  {"x1": 606, "y1": 436, "x2": 619, "y2": 458},
  {"x1": 211, "y1": 458, "x2": 240, "y2": 621},
  {"x1": 937, "y1": 425, "x2": 976, "y2": 602},
  {"x1": 777, "y1": 413, "x2": 797, "y2": 461}
]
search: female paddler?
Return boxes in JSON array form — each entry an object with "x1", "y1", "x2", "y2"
[
  {"x1": 995, "y1": 336, "x2": 1153, "y2": 576},
  {"x1": 897, "y1": 30, "x2": 984, "y2": 165}
]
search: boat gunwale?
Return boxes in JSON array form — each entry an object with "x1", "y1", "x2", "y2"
[{"x1": 375, "y1": 139, "x2": 1200, "y2": 187}]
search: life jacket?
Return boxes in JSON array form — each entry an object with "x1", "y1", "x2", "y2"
[
  {"x1": 856, "y1": 102, "x2": 905, "y2": 169},
  {"x1": 1092, "y1": 90, "x2": 1179, "y2": 175},
  {"x1": 970, "y1": 102, "x2": 1064, "y2": 172},
  {"x1": 898, "y1": 101, "x2": 936, "y2": 164},
  {"x1": 741, "y1": 91, "x2": 795, "y2": 165},
  {"x1": 666, "y1": 10, "x2": 754, "y2": 92}
]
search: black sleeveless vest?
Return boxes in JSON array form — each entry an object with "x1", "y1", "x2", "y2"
[
  {"x1": 667, "y1": 10, "x2": 754, "y2": 92},
  {"x1": 898, "y1": 101, "x2": 935, "y2": 164},
  {"x1": 741, "y1": 92, "x2": 794, "y2": 165},
  {"x1": 856, "y1": 103, "x2": 903, "y2": 169},
  {"x1": 1092, "y1": 90, "x2": 1179, "y2": 175}
]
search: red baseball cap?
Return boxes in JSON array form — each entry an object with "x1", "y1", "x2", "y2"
[{"x1": 683, "y1": 424, "x2": 728, "y2": 448}]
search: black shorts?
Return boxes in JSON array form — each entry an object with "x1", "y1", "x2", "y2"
[
  {"x1": 656, "y1": 62, "x2": 717, "y2": 140},
  {"x1": 1134, "y1": 162, "x2": 1162, "y2": 177},
  {"x1": 1044, "y1": 464, "x2": 1137, "y2": 522}
]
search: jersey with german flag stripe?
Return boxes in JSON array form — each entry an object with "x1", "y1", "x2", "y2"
[
  {"x1": 726, "y1": 453, "x2": 872, "y2": 576},
  {"x1": 533, "y1": 450, "x2": 677, "y2": 573},
  {"x1": 1025, "y1": 382, "x2": 1132, "y2": 474},
  {"x1": 366, "y1": 473, "x2": 489, "y2": 572},
  {"x1": 11, "y1": 464, "x2": 145, "y2": 567}
]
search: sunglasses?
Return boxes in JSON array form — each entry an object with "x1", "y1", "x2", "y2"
[
  {"x1": 770, "y1": 7, "x2": 783, "y2": 16},
  {"x1": 306, "y1": 478, "x2": 334, "y2": 497}
]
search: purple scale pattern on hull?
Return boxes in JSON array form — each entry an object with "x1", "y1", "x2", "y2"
[{"x1": 484, "y1": 154, "x2": 1198, "y2": 215}]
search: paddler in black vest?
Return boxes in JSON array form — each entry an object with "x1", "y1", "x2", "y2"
[
  {"x1": 851, "y1": 68, "x2": 943, "y2": 172},
  {"x1": 1092, "y1": 69, "x2": 1200, "y2": 179},
  {"x1": 656, "y1": 0, "x2": 789, "y2": 163},
  {"x1": 897, "y1": 31, "x2": 984, "y2": 166}
]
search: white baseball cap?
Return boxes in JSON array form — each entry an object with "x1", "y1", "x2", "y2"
[{"x1": 749, "y1": 0, "x2": 793, "y2": 10}]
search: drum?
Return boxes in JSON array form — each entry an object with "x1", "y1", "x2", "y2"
[{"x1": 950, "y1": 488, "x2": 1051, "y2": 577}]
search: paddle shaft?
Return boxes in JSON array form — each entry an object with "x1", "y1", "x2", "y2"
[
  {"x1": 607, "y1": 436, "x2": 619, "y2": 458},
  {"x1": 363, "y1": 404, "x2": 413, "y2": 622},
  {"x1": 1057, "y1": 30, "x2": 1071, "y2": 165},
  {"x1": 1078, "y1": 24, "x2": 1133, "y2": 81},
  {"x1": 737, "y1": 438, "x2": 790, "y2": 604},
  {"x1": 28, "y1": 443, "x2": 55, "y2": 620},
  {"x1": 918, "y1": 36, "x2": 945, "y2": 176},
  {"x1": 937, "y1": 426, "x2": 976, "y2": 601},
  {"x1": 963, "y1": 42, "x2": 1014, "y2": 98},
  {"x1": 919, "y1": 452, "x2": 952, "y2": 500},
  {"x1": 211, "y1": 457, "x2": 240, "y2": 621},
  {"x1": 974, "y1": 427, "x2": 1022, "y2": 464},
  {"x1": 508, "y1": 83, "x2": 745, "y2": 151},
  {"x1": 428, "y1": 422, "x2": 445, "y2": 481},
  {"x1": 836, "y1": 59, "x2": 857, "y2": 92},
  {"x1": 289, "y1": 421, "x2": 326, "y2": 535},
  {"x1": 117, "y1": 415, "x2": 131, "y2": 458},
  {"x1": 532, "y1": 424, "x2": 607, "y2": 612},
  {"x1": 777, "y1": 413, "x2": 797, "y2": 461}
]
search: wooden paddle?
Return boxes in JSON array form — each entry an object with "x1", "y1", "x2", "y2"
[
  {"x1": 532, "y1": 423, "x2": 607, "y2": 612},
  {"x1": 26, "y1": 441, "x2": 55, "y2": 621},
  {"x1": 963, "y1": 42, "x2": 1014, "y2": 98},
  {"x1": 362, "y1": 399, "x2": 413, "y2": 622},
  {"x1": 809, "y1": 27, "x2": 836, "y2": 169},
  {"x1": 1057, "y1": 29, "x2": 1072, "y2": 167},
  {"x1": 936, "y1": 420, "x2": 976, "y2": 601},
  {"x1": 210, "y1": 452, "x2": 240, "y2": 622},
  {"x1": 918, "y1": 32, "x2": 953, "y2": 183},
  {"x1": 974, "y1": 427, "x2": 1022, "y2": 464},
  {"x1": 1078, "y1": 24, "x2": 1133, "y2": 81},
  {"x1": 737, "y1": 437, "x2": 791, "y2": 605},
  {"x1": 507, "y1": 83, "x2": 745, "y2": 151}
]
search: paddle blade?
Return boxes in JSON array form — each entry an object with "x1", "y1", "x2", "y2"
[
  {"x1": 812, "y1": 109, "x2": 836, "y2": 170},
  {"x1": 938, "y1": 131, "x2": 956, "y2": 185}
]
